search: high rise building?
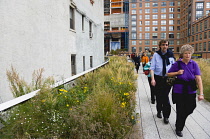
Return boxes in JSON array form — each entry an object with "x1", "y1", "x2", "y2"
[
  {"x1": 104, "y1": 0, "x2": 129, "y2": 53},
  {"x1": 128, "y1": 0, "x2": 210, "y2": 58}
]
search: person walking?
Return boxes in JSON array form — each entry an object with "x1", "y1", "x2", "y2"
[
  {"x1": 150, "y1": 40, "x2": 175, "y2": 124},
  {"x1": 141, "y1": 52, "x2": 149, "y2": 72},
  {"x1": 134, "y1": 53, "x2": 140, "y2": 74},
  {"x1": 167, "y1": 44, "x2": 204, "y2": 137},
  {"x1": 144, "y1": 55, "x2": 155, "y2": 104}
]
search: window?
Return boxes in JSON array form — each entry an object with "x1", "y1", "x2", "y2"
[
  {"x1": 196, "y1": 24, "x2": 198, "y2": 32},
  {"x1": 83, "y1": 56, "x2": 85, "y2": 71},
  {"x1": 203, "y1": 42, "x2": 206, "y2": 51},
  {"x1": 139, "y1": 41, "x2": 142, "y2": 45},
  {"x1": 132, "y1": 9, "x2": 136, "y2": 14},
  {"x1": 70, "y1": 6, "x2": 75, "y2": 30},
  {"x1": 161, "y1": 33, "x2": 166, "y2": 39},
  {"x1": 169, "y1": 26, "x2": 174, "y2": 31},
  {"x1": 161, "y1": 8, "x2": 166, "y2": 13},
  {"x1": 161, "y1": 26, "x2": 166, "y2": 31},
  {"x1": 177, "y1": 26, "x2": 180, "y2": 30},
  {"x1": 89, "y1": 21, "x2": 93, "y2": 38},
  {"x1": 132, "y1": 21, "x2": 136, "y2": 26},
  {"x1": 132, "y1": 41, "x2": 136, "y2": 45},
  {"x1": 204, "y1": 20, "x2": 207, "y2": 29},
  {"x1": 139, "y1": 9, "x2": 142, "y2": 13},
  {"x1": 161, "y1": 2, "x2": 166, "y2": 6},
  {"x1": 199, "y1": 43, "x2": 202, "y2": 51},
  {"x1": 145, "y1": 27, "x2": 150, "y2": 31},
  {"x1": 208, "y1": 41, "x2": 210, "y2": 51},
  {"x1": 196, "y1": 35, "x2": 198, "y2": 41},
  {"x1": 153, "y1": 15, "x2": 158, "y2": 19},
  {"x1": 139, "y1": 21, "x2": 142, "y2": 25},
  {"x1": 161, "y1": 14, "x2": 166, "y2": 19},
  {"x1": 153, "y1": 21, "x2": 158, "y2": 25},
  {"x1": 204, "y1": 32, "x2": 207, "y2": 39},
  {"x1": 153, "y1": 27, "x2": 158, "y2": 31},
  {"x1": 177, "y1": 20, "x2": 180, "y2": 24},
  {"x1": 139, "y1": 47, "x2": 142, "y2": 52},
  {"x1": 145, "y1": 47, "x2": 150, "y2": 51},
  {"x1": 200, "y1": 22, "x2": 202, "y2": 31},
  {"x1": 139, "y1": 15, "x2": 142, "y2": 19},
  {"x1": 169, "y1": 8, "x2": 174, "y2": 12},
  {"x1": 145, "y1": 15, "x2": 150, "y2": 19},
  {"x1": 139, "y1": 3, "x2": 142, "y2": 7},
  {"x1": 152, "y1": 41, "x2": 158, "y2": 45},
  {"x1": 169, "y1": 40, "x2": 174, "y2": 45},
  {"x1": 145, "y1": 21, "x2": 150, "y2": 25},
  {"x1": 177, "y1": 33, "x2": 180, "y2": 39},
  {"x1": 169, "y1": 20, "x2": 174, "y2": 25},
  {"x1": 131, "y1": 15, "x2": 137, "y2": 20},
  {"x1": 161, "y1": 20, "x2": 166, "y2": 25},
  {"x1": 177, "y1": 14, "x2": 180, "y2": 18},
  {"x1": 145, "y1": 41, "x2": 150, "y2": 45},
  {"x1": 177, "y1": 8, "x2": 180, "y2": 12},
  {"x1": 169, "y1": 14, "x2": 174, "y2": 18},
  {"x1": 139, "y1": 27, "x2": 142, "y2": 31},
  {"x1": 207, "y1": 2, "x2": 210, "y2": 8},
  {"x1": 192, "y1": 36, "x2": 194, "y2": 41},
  {"x1": 82, "y1": 15, "x2": 85, "y2": 31},
  {"x1": 131, "y1": 33, "x2": 137, "y2": 39},
  {"x1": 145, "y1": 9, "x2": 150, "y2": 13},
  {"x1": 152, "y1": 33, "x2": 158, "y2": 39},
  {"x1": 132, "y1": 4, "x2": 136, "y2": 8},
  {"x1": 200, "y1": 33, "x2": 202, "y2": 40},
  {"x1": 132, "y1": 27, "x2": 136, "y2": 32},
  {"x1": 145, "y1": 33, "x2": 150, "y2": 39},
  {"x1": 169, "y1": 33, "x2": 174, "y2": 38},
  {"x1": 145, "y1": 3, "x2": 150, "y2": 7},
  {"x1": 177, "y1": 40, "x2": 180, "y2": 45},
  {"x1": 71, "y1": 54, "x2": 76, "y2": 75},
  {"x1": 152, "y1": 47, "x2": 157, "y2": 51},
  {"x1": 153, "y1": 3, "x2": 158, "y2": 7},
  {"x1": 139, "y1": 33, "x2": 142, "y2": 39},
  {"x1": 169, "y1": 2, "x2": 175, "y2": 6},
  {"x1": 153, "y1": 8, "x2": 158, "y2": 13},
  {"x1": 132, "y1": 47, "x2": 136, "y2": 52}
]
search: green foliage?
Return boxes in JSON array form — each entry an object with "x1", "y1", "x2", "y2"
[
  {"x1": 195, "y1": 59, "x2": 210, "y2": 101},
  {"x1": 1, "y1": 56, "x2": 137, "y2": 138}
]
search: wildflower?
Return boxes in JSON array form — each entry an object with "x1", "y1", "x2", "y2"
[
  {"x1": 65, "y1": 96, "x2": 67, "y2": 98},
  {"x1": 121, "y1": 102, "x2": 126, "y2": 108},
  {"x1": 66, "y1": 104, "x2": 69, "y2": 107},
  {"x1": 59, "y1": 89, "x2": 68, "y2": 92},
  {"x1": 77, "y1": 100, "x2": 79, "y2": 103},
  {"x1": 41, "y1": 99, "x2": 46, "y2": 103},
  {"x1": 131, "y1": 115, "x2": 135, "y2": 119},
  {"x1": 124, "y1": 93, "x2": 129, "y2": 96},
  {"x1": 129, "y1": 82, "x2": 132, "y2": 85},
  {"x1": 84, "y1": 87, "x2": 88, "y2": 89},
  {"x1": 59, "y1": 93, "x2": 62, "y2": 95},
  {"x1": 119, "y1": 82, "x2": 122, "y2": 85},
  {"x1": 69, "y1": 108, "x2": 73, "y2": 110}
]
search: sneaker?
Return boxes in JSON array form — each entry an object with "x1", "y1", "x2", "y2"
[
  {"x1": 176, "y1": 130, "x2": 183, "y2": 137},
  {"x1": 157, "y1": 112, "x2": 162, "y2": 118},
  {"x1": 164, "y1": 118, "x2": 169, "y2": 124},
  {"x1": 151, "y1": 100, "x2": 155, "y2": 104}
]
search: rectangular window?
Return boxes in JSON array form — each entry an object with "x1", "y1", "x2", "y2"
[
  {"x1": 139, "y1": 21, "x2": 142, "y2": 25},
  {"x1": 70, "y1": 6, "x2": 75, "y2": 30},
  {"x1": 207, "y1": 2, "x2": 210, "y2": 8},
  {"x1": 132, "y1": 4, "x2": 136, "y2": 8},
  {"x1": 145, "y1": 21, "x2": 150, "y2": 25},
  {"x1": 132, "y1": 21, "x2": 136, "y2": 26},
  {"x1": 90, "y1": 56, "x2": 93, "y2": 68},
  {"x1": 161, "y1": 2, "x2": 166, "y2": 6},
  {"x1": 152, "y1": 21, "x2": 158, "y2": 25},
  {"x1": 203, "y1": 42, "x2": 206, "y2": 51},
  {"x1": 145, "y1": 9, "x2": 150, "y2": 13},
  {"x1": 131, "y1": 33, "x2": 137, "y2": 39},
  {"x1": 161, "y1": 14, "x2": 166, "y2": 19},
  {"x1": 83, "y1": 56, "x2": 85, "y2": 71},
  {"x1": 199, "y1": 43, "x2": 202, "y2": 51},
  {"x1": 152, "y1": 41, "x2": 158, "y2": 45},
  {"x1": 161, "y1": 20, "x2": 166, "y2": 25},
  {"x1": 152, "y1": 47, "x2": 157, "y2": 51},
  {"x1": 161, "y1": 26, "x2": 166, "y2": 31},
  {"x1": 145, "y1": 41, "x2": 150, "y2": 45},
  {"x1": 139, "y1": 41, "x2": 142, "y2": 45},
  {"x1": 169, "y1": 14, "x2": 174, "y2": 18},
  {"x1": 204, "y1": 32, "x2": 207, "y2": 39},
  {"x1": 132, "y1": 47, "x2": 136, "y2": 52},
  {"x1": 161, "y1": 33, "x2": 166, "y2": 39},
  {"x1": 153, "y1": 27, "x2": 158, "y2": 31},
  {"x1": 145, "y1": 3, "x2": 150, "y2": 7},
  {"x1": 132, "y1": 41, "x2": 136, "y2": 45},
  {"x1": 131, "y1": 15, "x2": 137, "y2": 20},
  {"x1": 145, "y1": 33, "x2": 150, "y2": 39},
  {"x1": 145, "y1": 15, "x2": 150, "y2": 19},
  {"x1": 153, "y1": 15, "x2": 158, "y2": 19},
  {"x1": 200, "y1": 33, "x2": 202, "y2": 40},
  {"x1": 139, "y1": 3, "x2": 142, "y2": 7},
  {"x1": 71, "y1": 54, "x2": 76, "y2": 75},
  {"x1": 132, "y1": 27, "x2": 136, "y2": 32},
  {"x1": 169, "y1": 8, "x2": 174, "y2": 12},
  {"x1": 153, "y1": 8, "x2": 158, "y2": 13},
  {"x1": 145, "y1": 27, "x2": 150, "y2": 31},
  {"x1": 169, "y1": 33, "x2": 174, "y2": 38},
  {"x1": 200, "y1": 22, "x2": 202, "y2": 31},
  {"x1": 208, "y1": 41, "x2": 210, "y2": 51},
  {"x1": 161, "y1": 8, "x2": 166, "y2": 13},
  {"x1": 82, "y1": 15, "x2": 85, "y2": 31},
  {"x1": 169, "y1": 26, "x2": 174, "y2": 31},
  {"x1": 89, "y1": 21, "x2": 93, "y2": 38},
  {"x1": 139, "y1": 27, "x2": 142, "y2": 31},
  {"x1": 169, "y1": 2, "x2": 175, "y2": 6},
  {"x1": 132, "y1": 9, "x2": 136, "y2": 14},
  {"x1": 177, "y1": 33, "x2": 180, "y2": 39},
  {"x1": 139, "y1": 9, "x2": 142, "y2": 13},
  {"x1": 169, "y1": 20, "x2": 174, "y2": 25},
  {"x1": 152, "y1": 33, "x2": 158, "y2": 39},
  {"x1": 153, "y1": 3, "x2": 158, "y2": 7},
  {"x1": 139, "y1": 15, "x2": 142, "y2": 19},
  {"x1": 169, "y1": 40, "x2": 174, "y2": 45},
  {"x1": 139, "y1": 33, "x2": 142, "y2": 39}
]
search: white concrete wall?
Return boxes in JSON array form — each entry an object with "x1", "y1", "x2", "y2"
[{"x1": 0, "y1": 0, "x2": 104, "y2": 103}]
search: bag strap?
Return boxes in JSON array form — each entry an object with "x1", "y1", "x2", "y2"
[{"x1": 177, "y1": 61, "x2": 181, "y2": 70}]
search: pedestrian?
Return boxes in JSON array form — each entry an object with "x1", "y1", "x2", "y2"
[
  {"x1": 167, "y1": 44, "x2": 204, "y2": 137},
  {"x1": 144, "y1": 55, "x2": 155, "y2": 104},
  {"x1": 134, "y1": 53, "x2": 140, "y2": 74},
  {"x1": 150, "y1": 40, "x2": 175, "y2": 124},
  {"x1": 141, "y1": 52, "x2": 149, "y2": 72}
]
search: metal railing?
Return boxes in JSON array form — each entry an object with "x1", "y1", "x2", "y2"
[{"x1": 0, "y1": 60, "x2": 109, "y2": 112}]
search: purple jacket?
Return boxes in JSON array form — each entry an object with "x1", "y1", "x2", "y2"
[{"x1": 168, "y1": 59, "x2": 201, "y2": 94}]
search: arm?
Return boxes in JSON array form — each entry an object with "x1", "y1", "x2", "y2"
[
  {"x1": 167, "y1": 70, "x2": 184, "y2": 77},
  {"x1": 195, "y1": 75, "x2": 204, "y2": 101},
  {"x1": 150, "y1": 70, "x2": 156, "y2": 86}
]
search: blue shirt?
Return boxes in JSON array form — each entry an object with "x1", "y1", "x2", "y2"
[{"x1": 150, "y1": 52, "x2": 175, "y2": 76}]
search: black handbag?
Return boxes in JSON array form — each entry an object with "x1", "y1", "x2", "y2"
[{"x1": 166, "y1": 61, "x2": 181, "y2": 86}]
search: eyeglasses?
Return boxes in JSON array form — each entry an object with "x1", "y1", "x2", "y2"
[{"x1": 161, "y1": 44, "x2": 168, "y2": 46}]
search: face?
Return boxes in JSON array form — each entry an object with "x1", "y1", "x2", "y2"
[
  {"x1": 160, "y1": 42, "x2": 169, "y2": 53},
  {"x1": 182, "y1": 51, "x2": 192, "y2": 60}
]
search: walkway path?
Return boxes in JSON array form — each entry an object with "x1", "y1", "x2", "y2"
[{"x1": 134, "y1": 66, "x2": 210, "y2": 139}]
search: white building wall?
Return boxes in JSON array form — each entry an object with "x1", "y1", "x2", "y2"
[{"x1": 0, "y1": 0, "x2": 104, "y2": 103}]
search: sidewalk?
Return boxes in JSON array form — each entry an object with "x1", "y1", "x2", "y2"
[{"x1": 134, "y1": 66, "x2": 210, "y2": 139}]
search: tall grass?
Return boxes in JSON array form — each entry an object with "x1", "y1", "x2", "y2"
[
  {"x1": 0, "y1": 56, "x2": 137, "y2": 138},
  {"x1": 195, "y1": 59, "x2": 210, "y2": 101}
]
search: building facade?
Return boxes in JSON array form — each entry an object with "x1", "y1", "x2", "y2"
[
  {"x1": 0, "y1": 0, "x2": 104, "y2": 103},
  {"x1": 104, "y1": 0, "x2": 129, "y2": 53},
  {"x1": 129, "y1": 0, "x2": 210, "y2": 58}
]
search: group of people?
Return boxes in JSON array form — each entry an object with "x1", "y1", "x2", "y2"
[{"x1": 133, "y1": 40, "x2": 204, "y2": 137}]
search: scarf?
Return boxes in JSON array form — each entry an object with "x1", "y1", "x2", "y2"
[{"x1": 156, "y1": 49, "x2": 174, "y2": 76}]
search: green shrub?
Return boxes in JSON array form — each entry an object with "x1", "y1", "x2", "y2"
[{"x1": 0, "y1": 56, "x2": 137, "y2": 138}]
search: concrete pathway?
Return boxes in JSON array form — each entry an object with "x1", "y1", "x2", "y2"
[{"x1": 135, "y1": 66, "x2": 210, "y2": 139}]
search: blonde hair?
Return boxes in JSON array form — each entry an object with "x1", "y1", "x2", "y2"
[{"x1": 180, "y1": 44, "x2": 194, "y2": 54}]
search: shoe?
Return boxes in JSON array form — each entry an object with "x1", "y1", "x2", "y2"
[
  {"x1": 151, "y1": 100, "x2": 155, "y2": 104},
  {"x1": 164, "y1": 118, "x2": 169, "y2": 124},
  {"x1": 157, "y1": 112, "x2": 162, "y2": 118},
  {"x1": 176, "y1": 130, "x2": 183, "y2": 137}
]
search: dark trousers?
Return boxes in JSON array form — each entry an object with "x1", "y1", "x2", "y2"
[
  {"x1": 174, "y1": 93, "x2": 196, "y2": 131},
  {"x1": 154, "y1": 75, "x2": 171, "y2": 118},
  {"x1": 148, "y1": 77, "x2": 155, "y2": 101}
]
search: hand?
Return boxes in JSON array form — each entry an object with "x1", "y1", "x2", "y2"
[
  {"x1": 177, "y1": 69, "x2": 184, "y2": 75},
  {"x1": 198, "y1": 95, "x2": 204, "y2": 101},
  {"x1": 151, "y1": 79, "x2": 156, "y2": 86}
]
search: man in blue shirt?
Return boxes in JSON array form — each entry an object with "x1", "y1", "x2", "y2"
[{"x1": 150, "y1": 40, "x2": 175, "y2": 124}]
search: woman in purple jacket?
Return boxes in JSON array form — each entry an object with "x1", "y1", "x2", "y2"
[{"x1": 167, "y1": 44, "x2": 204, "y2": 137}]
